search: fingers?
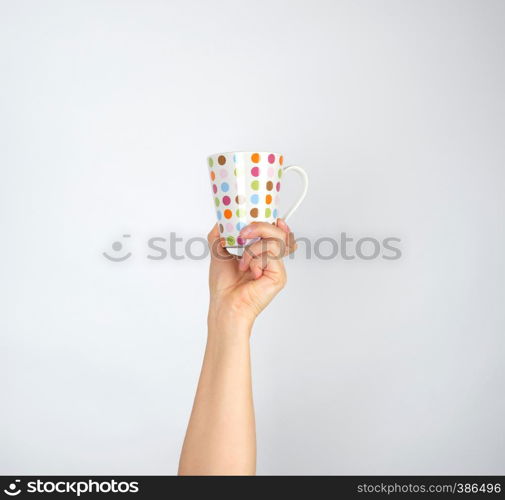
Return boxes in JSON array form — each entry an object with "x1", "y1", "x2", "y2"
[
  {"x1": 238, "y1": 219, "x2": 297, "y2": 278},
  {"x1": 207, "y1": 224, "x2": 233, "y2": 260},
  {"x1": 239, "y1": 238, "x2": 284, "y2": 271},
  {"x1": 239, "y1": 221, "x2": 289, "y2": 242}
]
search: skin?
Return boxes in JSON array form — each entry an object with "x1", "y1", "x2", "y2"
[{"x1": 178, "y1": 219, "x2": 296, "y2": 475}]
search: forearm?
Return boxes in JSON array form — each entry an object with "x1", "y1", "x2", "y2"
[{"x1": 178, "y1": 313, "x2": 256, "y2": 475}]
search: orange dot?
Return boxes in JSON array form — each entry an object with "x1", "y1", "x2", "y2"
[
  {"x1": 266, "y1": 194, "x2": 272, "y2": 204},
  {"x1": 224, "y1": 209, "x2": 232, "y2": 219},
  {"x1": 251, "y1": 153, "x2": 260, "y2": 163},
  {"x1": 279, "y1": 155, "x2": 284, "y2": 166},
  {"x1": 210, "y1": 171, "x2": 216, "y2": 181}
]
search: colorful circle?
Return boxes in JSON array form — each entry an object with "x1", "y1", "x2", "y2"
[
  {"x1": 218, "y1": 155, "x2": 226, "y2": 165},
  {"x1": 210, "y1": 171, "x2": 216, "y2": 181},
  {"x1": 268, "y1": 153, "x2": 275, "y2": 164},
  {"x1": 236, "y1": 222, "x2": 246, "y2": 231},
  {"x1": 278, "y1": 168, "x2": 283, "y2": 178},
  {"x1": 227, "y1": 236, "x2": 236, "y2": 245},
  {"x1": 221, "y1": 182, "x2": 229, "y2": 192},
  {"x1": 226, "y1": 222, "x2": 234, "y2": 232},
  {"x1": 214, "y1": 197, "x2": 220, "y2": 207},
  {"x1": 250, "y1": 194, "x2": 259, "y2": 204},
  {"x1": 276, "y1": 182, "x2": 281, "y2": 192},
  {"x1": 268, "y1": 166, "x2": 275, "y2": 177},
  {"x1": 265, "y1": 208, "x2": 272, "y2": 217},
  {"x1": 273, "y1": 209, "x2": 278, "y2": 218},
  {"x1": 266, "y1": 194, "x2": 272, "y2": 204},
  {"x1": 224, "y1": 209, "x2": 232, "y2": 219},
  {"x1": 236, "y1": 208, "x2": 246, "y2": 217},
  {"x1": 220, "y1": 169, "x2": 228, "y2": 178},
  {"x1": 279, "y1": 155, "x2": 284, "y2": 166},
  {"x1": 250, "y1": 208, "x2": 259, "y2": 217},
  {"x1": 223, "y1": 195, "x2": 231, "y2": 205},
  {"x1": 266, "y1": 181, "x2": 273, "y2": 191},
  {"x1": 251, "y1": 166, "x2": 260, "y2": 177},
  {"x1": 251, "y1": 180, "x2": 260, "y2": 190},
  {"x1": 217, "y1": 210, "x2": 222, "y2": 220},
  {"x1": 233, "y1": 154, "x2": 236, "y2": 162},
  {"x1": 208, "y1": 157, "x2": 214, "y2": 167},
  {"x1": 212, "y1": 184, "x2": 217, "y2": 193},
  {"x1": 251, "y1": 153, "x2": 260, "y2": 163},
  {"x1": 219, "y1": 223, "x2": 224, "y2": 232},
  {"x1": 237, "y1": 236, "x2": 246, "y2": 245},
  {"x1": 235, "y1": 194, "x2": 245, "y2": 204}
]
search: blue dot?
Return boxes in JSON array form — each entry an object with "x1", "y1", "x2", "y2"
[
  {"x1": 221, "y1": 182, "x2": 229, "y2": 192},
  {"x1": 233, "y1": 154, "x2": 236, "y2": 162},
  {"x1": 273, "y1": 209, "x2": 278, "y2": 218},
  {"x1": 236, "y1": 222, "x2": 246, "y2": 231},
  {"x1": 250, "y1": 194, "x2": 259, "y2": 204},
  {"x1": 217, "y1": 210, "x2": 222, "y2": 220}
]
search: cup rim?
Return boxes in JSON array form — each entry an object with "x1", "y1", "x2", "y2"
[{"x1": 208, "y1": 151, "x2": 283, "y2": 158}]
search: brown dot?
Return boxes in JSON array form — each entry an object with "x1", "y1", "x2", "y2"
[
  {"x1": 235, "y1": 194, "x2": 245, "y2": 204},
  {"x1": 250, "y1": 208, "x2": 258, "y2": 218},
  {"x1": 266, "y1": 181, "x2": 273, "y2": 191},
  {"x1": 219, "y1": 224, "x2": 224, "y2": 232},
  {"x1": 218, "y1": 155, "x2": 226, "y2": 165}
]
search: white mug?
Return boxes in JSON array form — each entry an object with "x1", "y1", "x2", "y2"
[{"x1": 207, "y1": 151, "x2": 308, "y2": 255}]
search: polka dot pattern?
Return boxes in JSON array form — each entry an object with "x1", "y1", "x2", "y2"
[{"x1": 208, "y1": 152, "x2": 285, "y2": 246}]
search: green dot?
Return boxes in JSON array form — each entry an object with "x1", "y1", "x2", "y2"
[
  {"x1": 251, "y1": 180, "x2": 260, "y2": 190},
  {"x1": 227, "y1": 236, "x2": 236, "y2": 245},
  {"x1": 236, "y1": 208, "x2": 246, "y2": 217},
  {"x1": 208, "y1": 157, "x2": 213, "y2": 167},
  {"x1": 214, "y1": 197, "x2": 220, "y2": 206},
  {"x1": 265, "y1": 208, "x2": 272, "y2": 217},
  {"x1": 278, "y1": 168, "x2": 283, "y2": 178}
]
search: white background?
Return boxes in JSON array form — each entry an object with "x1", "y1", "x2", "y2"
[{"x1": 1, "y1": 0, "x2": 504, "y2": 474}]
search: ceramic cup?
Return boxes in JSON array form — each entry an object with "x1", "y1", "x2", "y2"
[{"x1": 208, "y1": 151, "x2": 308, "y2": 256}]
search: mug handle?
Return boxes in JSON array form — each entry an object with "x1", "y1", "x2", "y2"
[{"x1": 281, "y1": 165, "x2": 309, "y2": 221}]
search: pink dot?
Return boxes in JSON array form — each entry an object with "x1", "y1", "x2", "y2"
[
  {"x1": 223, "y1": 195, "x2": 231, "y2": 205},
  {"x1": 268, "y1": 166, "x2": 274, "y2": 177},
  {"x1": 212, "y1": 184, "x2": 217, "y2": 193},
  {"x1": 275, "y1": 195, "x2": 280, "y2": 204},
  {"x1": 220, "y1": 169, "x2": 228, "y2": 178},
  {"x1": 237, "y1": 237, "x2": 245, "y2": 245},
  {"x1": 251, "y1": 166, "x2": 260, "y2": 177},
  {"x1": 226, "y1": 223, "x2": 234, "y2": 232},
  {"x1": 268, "y1": 154, "x2": 275, "y2": 164},
  {"x1": 276, "y1": 182, "x2": 281, "y2": 192}
]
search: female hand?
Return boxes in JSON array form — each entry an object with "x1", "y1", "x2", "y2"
[{"x1": 207, "y1": 219, "x2": 297, "y2": 327}]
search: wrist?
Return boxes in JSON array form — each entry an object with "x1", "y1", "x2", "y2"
[{"x1": 207, "y1": 302, "x2": 255, "y2": 340}]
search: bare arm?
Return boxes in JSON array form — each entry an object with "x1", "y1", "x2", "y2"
[{"x1": 178, "y1": 220, "x2": 295, "y2": 475}]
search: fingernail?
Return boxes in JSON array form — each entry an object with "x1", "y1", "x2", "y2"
[
  {"x1": 277, "y1": 218, "x2": 290, "y2": 233},
  {"x1": 239, "y1": 226, "x2": 253, "y2": 237}
]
